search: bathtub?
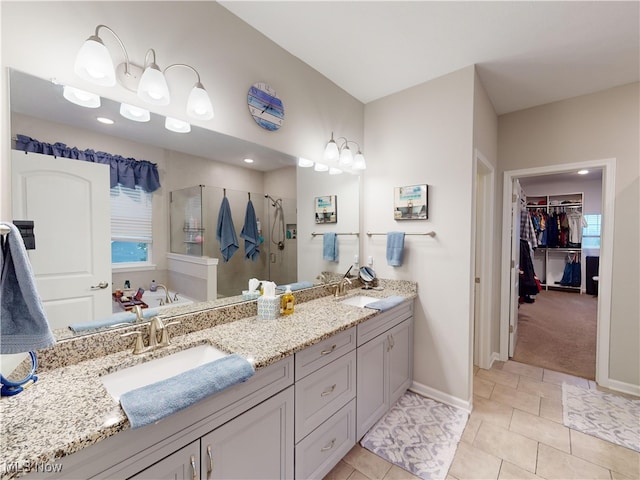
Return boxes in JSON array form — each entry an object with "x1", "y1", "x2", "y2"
[{"x1": 142, "y1": 290, "x2": 196, "y2": 310}]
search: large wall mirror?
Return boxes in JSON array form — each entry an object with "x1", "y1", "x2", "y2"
[{"x1": 8, "y1": 69, "x2": 360, "y2": 341}]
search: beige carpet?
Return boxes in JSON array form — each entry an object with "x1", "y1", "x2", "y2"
[{"x1": 513, "y1": 290, "x2": 597, "y2": 380}]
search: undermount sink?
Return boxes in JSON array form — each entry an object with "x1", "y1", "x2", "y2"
[
  {"x1": 340, "y1": 295, "x2": 379, "y2": 308},
  {"x1": 101, "y1": 344, "x2": 229, "y2": 401}
]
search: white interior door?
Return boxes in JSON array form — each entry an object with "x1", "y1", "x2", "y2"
[
  {"x1": 508, "y1": 179, "x2": 524, "y2": 357},
  {"x1": 11, "y1": 151, "x2": 112, "y2": 330}
]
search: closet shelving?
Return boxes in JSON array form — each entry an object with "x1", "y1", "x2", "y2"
[{"x1": 525, "y1": 192, "x2": 584, "y2": 292}]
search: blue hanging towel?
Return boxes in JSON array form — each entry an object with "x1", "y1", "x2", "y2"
[
  {"x1": 323, "y1": 233, "x2": 338, "y2": 262},
  {"x1": 0, "y1": 222, "x2": 56, "y2": 354},
  {"x1": 240, "y1": 199, "x2": 260, "y2": 261},
  {"x1": 216, "y1": 196, "x2": 239, "y2": 262},
  {"x1": 386, "y1": 231, "x2": 406, "y2": 267}
]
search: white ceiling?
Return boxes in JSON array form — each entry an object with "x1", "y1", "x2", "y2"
[{"x1": 220, "y1": 1, "x2": 640, "y2": 114}]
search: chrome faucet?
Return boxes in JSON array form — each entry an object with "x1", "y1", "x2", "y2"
[
  {"x1": 121, "y1": 316, "x2": 182, "y2": 354},
  {"x1": 334, "y1": 276, "x2": 352, "y2": 297},
  {"x1": 156, "y1": 284, "x2": 172, "y2": 304}
]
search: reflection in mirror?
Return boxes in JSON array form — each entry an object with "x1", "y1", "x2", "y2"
[{"x1": 8, "y1": 69, "x2": 311, "y2": 339}]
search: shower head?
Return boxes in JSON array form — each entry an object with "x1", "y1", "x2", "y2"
[{"x1": 265, "y1": 194, "x2": 280, "y2": 207}]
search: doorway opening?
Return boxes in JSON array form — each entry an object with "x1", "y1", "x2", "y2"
[
  {"x1": 513, "y1": 171, "x2": 602, "y2": 379},
  {"x1": 499, "y1": 158, "x2": 616, "y2": 386}
]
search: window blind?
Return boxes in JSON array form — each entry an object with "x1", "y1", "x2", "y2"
[{"x1": 111, "y1": 185, "x2": 153, "y2": 242}]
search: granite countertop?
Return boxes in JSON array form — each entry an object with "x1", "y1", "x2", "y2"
[{"x1": 0, "y1": 282, "x2": 416, "y2": 478}]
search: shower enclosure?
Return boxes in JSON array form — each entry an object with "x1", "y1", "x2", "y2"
[{"x1": 170, "y1": 185, "x2": 297, "y2": 298}]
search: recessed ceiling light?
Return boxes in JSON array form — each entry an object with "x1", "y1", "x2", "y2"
[
  {"x1": 244, "y1": 158, "x2": 254, "y2": 164},
  {"x1": 578, "y1": 169, "x2": 589, "y2": 175},
  {"x1": 96, "y1": 116, "x2": 114, "y2": 125}
]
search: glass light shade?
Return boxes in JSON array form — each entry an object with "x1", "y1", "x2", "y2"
[
  {"x1": 339, "y1": 145, "x2": 353, "y2": 166},
  {"x1": 119, "y1": 103, "x2": 150, "y2": 122},
  {"x1": 186, "y1": 83, "x2": 214, "y2": 120},
  {"x1": 165, "y1": 116, "x2": 191, "y2": 133},
  {"x1": 63, "y1": 85, "x2": 101, "y2": 108},
  {"x1": 353, "y1": 152, "x2": 367, "y2": 170},
  {"x1": 323, "y1": 139, "x2": 339, "y2": 162},
  {"x1": 314, "y1": 162, "x2": 329, "y2": 172},
  {"x1": 298, "y1": 157, "x2": 314, "y2": 168},
  {"x1": 138, "y1": 64, "x2": 170, "y2": 106},
  {"x1": 74, "y1": 36, "x2": 116, "y2": 86},
  {"x1": 329, "y1": 167, "x2": 343, "y2": 175}
]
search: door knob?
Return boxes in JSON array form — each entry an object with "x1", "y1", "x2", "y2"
[{"x1": 90, "y1": 281, "x2": 109, "y2": 290}]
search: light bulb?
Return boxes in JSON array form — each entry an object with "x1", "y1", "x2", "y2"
[
  {"x1": 324, "y1": 138, "x2": 339, "y2": 162},
  {"x1": 186, "y1": 83, "x2": 214, "y2": 120},
  {"x1": 138, "y1": 64, "x2": 170, "y2": 106},
  {"x1": 339, "y1": 145, "x2": 353, "y2": 166},
  {"x1": 353, "y1": 151, "x2": 367, "y2": 170},
  {"x1": 74, "y1": 36, "x2": 116, "y2": 86}
]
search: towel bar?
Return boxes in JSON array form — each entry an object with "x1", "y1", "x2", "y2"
[
  {"x1": 311, "y1": 232, "x2": 359, "y2": 237},
  {"x1": 366, "y1": 231, "x2": 436, "y2": 237}
]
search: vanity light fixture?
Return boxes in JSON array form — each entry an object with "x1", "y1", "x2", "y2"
[
  {"x1": 329, "y1": 167, "x2": 343, "y2": 175},
  {"x1": 314, "y1": 162, "x2": 329, "y2": 172},
  {"x1": 62, "y1": 85, "x2": 101, "y2": 108},
  {"x1": 74, "y1": 24, "x2": 214, "y2": 121},
  {"x1": 323, "y1": 132, "x2": 366, "y2": 170},
  {"x1": 120, "y1": 103, "x2": 151, "y2": 122},
  {"x1": 165, "y1": 116, "x2": 191, "y2": 133}
]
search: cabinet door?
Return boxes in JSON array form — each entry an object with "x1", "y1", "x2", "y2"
[
  {"x1": 356, "y1": 334, "x2": 387, "y2": 440},
  {"x1": 128, "y1": 441, "x2": 199, "y2": 480},
  {"x1": 201, "y1": 386, "x2": 294, "y2": 480},
  {"x1": 388, "y1": 318, "x2": 413, "y2": 406}
]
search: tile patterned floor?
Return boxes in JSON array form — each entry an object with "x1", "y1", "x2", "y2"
[{"x1": 324, "y1": 360, "x2": 640, "y2": 480}]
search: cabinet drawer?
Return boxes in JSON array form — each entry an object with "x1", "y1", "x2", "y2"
[
  {"x1": 295, "y1": 349, "x2": 356, "y2": 441},
  {"x1": 295, "y1": 399, "x2": 356, "y2": 480},
  {"x1": 357, "y1": 300, "x2": 412, "y2": 346},
  {"x1": 295, "y1": 326, "x2": 356, "y2": 381}
]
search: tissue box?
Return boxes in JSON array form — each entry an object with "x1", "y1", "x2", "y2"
[
  {"x1": 257, "y1": 296, "x2": 279, "y2": 320},
  {"x1": 242, "y1": 290, "x2": 261, "y2": 301}
]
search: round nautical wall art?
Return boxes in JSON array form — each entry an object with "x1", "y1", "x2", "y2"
[{"x1": 247, "y1": 82, "x2": 284, "y2": 131}]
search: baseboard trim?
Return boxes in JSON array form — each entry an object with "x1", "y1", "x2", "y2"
[
  {"x1": 410, "y1": 381, "x2": 471, "y2": 413},
  {"x1": 489, "y1": 352, "x2": 500, "y2": 369},
  {"x1": 598, "y1": 377, "x2": 640, "y2": 397}
]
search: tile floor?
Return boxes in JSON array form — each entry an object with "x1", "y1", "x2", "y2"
[{"x1": 324, "y1": 360, "x2": 640, "y2": 480}]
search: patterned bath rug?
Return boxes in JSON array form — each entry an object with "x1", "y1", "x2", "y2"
[
  {"x1": 562, "y1": 383, "x2": 640, "y2": 452},
  {"x1": 361, "y1": 391, "x2": 469, "y2": 480}
]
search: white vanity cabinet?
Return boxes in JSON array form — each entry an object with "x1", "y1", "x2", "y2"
[
  {"x1": 294, "y1": 327, "x2": 357, "y2": 479},
  {"x1": 128, "y1": 441, "x2": 200, "y2": 480},
  {"x1": 128, "y1": 386, "x2": 294, "y2": 480},
  {"x1": 356, "y1": 301, "x2": 414, "y2": 440}
]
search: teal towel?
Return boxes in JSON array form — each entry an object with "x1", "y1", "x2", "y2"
[
  {"x1": 323, "y1": 232, "x2": 338, "y2": 262},
  {"x1": 120, "y1": 354, "x2": 255, "y2": 429},
  {"x1": 240, "y1": 199, "x2": 260, "y2": 261},
  {"x1": 0, "y1": 222, "x2": 55, "y2": 354},
  {"x1": 386, "y1": 231, "x2": 405, "y2": 267},
  {"x1": 365, "y1": 295, "x2": 405, "y2": 312},
  {"x1": 216, "y1": 197, "x2": 239, "y2": 262},
  {"x1": 69, "y1": 308, "x2": 159, "y2": 333}
]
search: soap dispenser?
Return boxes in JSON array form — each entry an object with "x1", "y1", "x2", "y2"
[
  {"x1": 281, "y1": 286, "x2": 295, "y2": 315},
  {"x1": 150, "y1": 280, "x2": 157, "y2": 292}
]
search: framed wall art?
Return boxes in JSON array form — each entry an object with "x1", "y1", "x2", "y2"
[
  {"x1": 394, "y1": 184, "x2": 428, "y2": 220},
  {"x1": 315, "y1": 195, "x2": 337, "y2": 223}
]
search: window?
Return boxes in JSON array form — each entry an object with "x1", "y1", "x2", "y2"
[
  {"x1": 111, "y1": 185, "x2": 153, "y2": 264},
  {"x1": 582, "y1": 213, "x2": 601, "y2": 249}
]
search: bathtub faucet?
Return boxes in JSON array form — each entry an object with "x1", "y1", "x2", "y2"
[{"x1": 156, "y1": 284, "x2": 172, "y2": 304}]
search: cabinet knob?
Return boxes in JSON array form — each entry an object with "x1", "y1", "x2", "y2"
[
  {"x1": 321, "y1": 438, "x2": 336, "y2": 452},
  {"x1": 207, "y1": 445, "x2": 213, "y2": 474},
  {"x1": 320, "y1": 344, "x2": 337, "y2": 355},
  {"x1": 190, "y1": 455, "x2": 197, "y2": 480},
  {"x1": 320, "y1": 384, "x2": 337, "y2": 397}
]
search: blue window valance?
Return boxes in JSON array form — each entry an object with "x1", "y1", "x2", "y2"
[{"x1": 14, "y1": 134, "x2": 161, "y2": 193}]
